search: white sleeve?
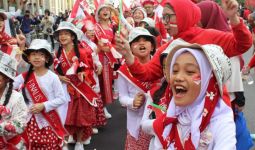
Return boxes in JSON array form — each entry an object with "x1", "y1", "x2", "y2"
[
  {"x1": 5, "y1": 9, "x2": 21, "y2": 18},
  {"x1": 13, "y1": 74, "x2": 25, "y2": 90},
  {"x1": 141, "y1": 94, "x2": 155, "y2": 136},
  {"x1": 117, "y1": 75, "x2": 135, "y2": 109},
  {"x1": 43, "y1": 75, "x2": 68, "y2": 112},
  {"x1": 92, "y1": 51, "x2": 102, "y2": 68},
  {"x1": 210, "y1": 118, "x2": 236, "y2": 150}
]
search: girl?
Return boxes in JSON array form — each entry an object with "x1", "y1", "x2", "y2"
[
  {"x1": 117, "y1": 27, "x2": 156, "y2": 150},
  {"x1": 146, "y1": 43, "x2": 236, "y2": 149},
  {"x1": 0, "y1": 12, "x2": 17, "y2": 55},
  {"x1": 73, "y1": 18, "x2": 106, "y2": 133},
  {"x1": 14, "y1": 39, "x2": 68, "y2": 149},
  {"x1": 132, "y1": 7, "x2": 147, "y2": 27},
  {"x1": 95, "y1": 4, "x2": 120, "y2": 119},
  {"x1": 0, "y1": 51, "x2": 27, "y2": 149},
  {"x1": 53, "y1": 21, "x2": 97, "y2": 149}
]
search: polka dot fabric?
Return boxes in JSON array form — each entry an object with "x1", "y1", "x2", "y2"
[{"x1": 27, "y1": 116, "x2": 62, "y2": 150}]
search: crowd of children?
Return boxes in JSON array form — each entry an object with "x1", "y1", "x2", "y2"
[{"x1": 0, "y1": 0, "x2": 255, "y2": 149}]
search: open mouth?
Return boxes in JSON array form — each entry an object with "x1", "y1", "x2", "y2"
[
  {"x1": 174, "y1": 85, "x2": 187, "y2": 98},
  {"x1": 139, "y1": 46, "x2": 146, "y2": 52}
]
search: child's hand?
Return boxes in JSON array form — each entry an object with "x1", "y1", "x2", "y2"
[
  {"x1": 96, "y1": 65, "x2": 102, "y2": 75},
  {"x1": 115, "y1": 33, "x2": 134, "y2": 65},
  {"x1": 133, "y1": 92, "x2": 145, "y2": 109},
  {"x1": 58, "y1": 75, "x2": 71, "y2": 84},
  {"x1": 78, "y1": 71, "x2": 85, "y2": 82},
  {"x1": 30, "y1": 103, "x2": 45, "y2": 114}
]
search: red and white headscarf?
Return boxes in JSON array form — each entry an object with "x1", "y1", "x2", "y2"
[{"x1": 162, "y1": 48, "x2": 235, "y2": 149}]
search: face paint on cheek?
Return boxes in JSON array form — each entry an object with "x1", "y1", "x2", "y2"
[
  {"x1": 133, "y1": 43, "x2": 139, "y2": 49},
  {"x1": 192, "y1": 74, "x2": 201, "y2": 85},
  {"x1": 169, "y1": 21, "x2": 178, "y2": 27}
]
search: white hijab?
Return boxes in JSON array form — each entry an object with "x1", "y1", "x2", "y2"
[{"x1": 163, "y1": 48, "x2": 213, "y2": 148}]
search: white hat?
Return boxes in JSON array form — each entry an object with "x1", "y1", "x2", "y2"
[
  {"x1": 0, "y1": 51, "x2": 17, "y2": 80},
  {"x1": 22, "y1": 39, "x2": 53, "y2": 66},
  {"x1": 54, "y1": 21, "x2": 78, "y2": 41},
  {"x1": 95, "y1": 4, "x2": 115, "y2": 23},
  {"x1": 141, "y1": 17, "x2": 155, "y2": 27},
  {"x1": 165, "y1": 40, "x2": 231, "y2": 96},
  {"x1": 132, "y1": 7, "x2": 147, "y2": 18},
  {"x1": 128, "y1": 27, "x2": 154, "y2": 43}
]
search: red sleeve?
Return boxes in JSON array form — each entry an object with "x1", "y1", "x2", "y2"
[
  {"x1": 197, "y1": 19, "x2": 253, "y2": 57},
  {"x1": 222, "y1": 19, "x2": 252, "y2": 57},
  {"x1": 248, "y1": 54, "x2": 255, "y2": 68},
  {"x1": 128, "y1": 42, "x2": 170, "y2": 82},
  {"x1": 158, "y1": 20, "x2": 167, "y2": 39}
]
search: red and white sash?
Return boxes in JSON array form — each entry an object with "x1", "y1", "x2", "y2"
[
  {"x1": 57, "y1": 50, "x2": 98, "y2": 107},
  {"x1": 153, "y1": 76, "x2": 221, "y2": 149},
  {"x1": 94, "y1": 23, "x2": 121, "y2": 67},
  {"x1": 23, "y1": 72, "x2": 67, "y2": 140},
  {"x1": 117, "y1": 64, "x2": 151, "y2": 93}
]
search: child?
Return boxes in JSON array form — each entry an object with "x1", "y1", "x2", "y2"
[
  {"x1": 95, "y1": 3, "x2": 120, "y2": 119},
  {"x1": 0, "y1": 51, "x2": 27, "y2": 149},
  {"x1": 53, "y1": 21, "x2": 97, "y2": 149},
  {"x1": 0, "y1": 12, "x2": 17, "y2": 55},
  {"x1": 73, "y1": 18, "x2": 106, "y2": 133},
  {"x1": 143, "y1": 42, "x2": 236, "y2": 149},
  {"x1": 117, "y1": 27, "x2": 157, "y2": 149},
  {"x1": 13, "y1": 39, "x2": 68, "y2": 149}
]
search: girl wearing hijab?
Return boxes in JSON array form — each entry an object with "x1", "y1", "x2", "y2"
[
  {"x1": 115, "y1": 0, "x2": 252, "y2": 83},
  {"x1": 144, "y1": 43, "x2": 236, "y2": 149},
  {"x1": 197, "y1": 2, "x2": 254, "y2": 149}
]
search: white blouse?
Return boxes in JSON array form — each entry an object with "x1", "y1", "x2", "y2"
[
  {"x1": 116, "y1": 74, "x2": 146, "y2": 140},
  {"x1": 13, "y1": 70, "x2": 68, "y2": 128}
]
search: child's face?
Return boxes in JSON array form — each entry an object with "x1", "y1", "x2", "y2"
[
  {"x1": 59, "y1": 30, "x2": 74, "y2": 46},
  {"x1": 28, "y1": 51, "x2": 48, "y2": 68},
  {"x1": 0, "y1": 73, "x2": 9, "y2": 90},
  {"x1": 86, "y1": 30, "x2": 95, "y2": 40},
  {"x1": 170, "y1": 52, "x2": 201, "y2": 106},
  {"x1": 133, "y1": 10, "x2": 144, "y2": 23},
  {"x1": 99, "y1": 7, "x2": 111, "y2": 20},
  {"x1": 130, "y1": 37, "x2": 153, "y2": 58}
]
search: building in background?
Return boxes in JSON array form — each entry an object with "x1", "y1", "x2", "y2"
[{"x1": 0, "y1": 0, "x2": 75, "y2": 15}]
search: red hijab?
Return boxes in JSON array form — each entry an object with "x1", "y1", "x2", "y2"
[
  {"x1": 197, "y1": 1, "x2": 231, "y2": 32},
  {"x1": 163, "y1": 0, "x2": 203, "y2": 39}
]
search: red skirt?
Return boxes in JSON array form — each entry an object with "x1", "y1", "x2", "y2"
[
  {"x1": 98, "y1": 54, "x2": 114, "y2": 105},
  {"x1": 65, "y1": 96, "x2": 96, "y2": 141},
  {"x1": 93, "y1": 95, "x2": 107, "y2": 127},
  {"x1": 26, "y1": 116, "x2": 62, "y2": 150},
  {"x1": 125, "y1": 129, "x2": 152, "y2": 150}
]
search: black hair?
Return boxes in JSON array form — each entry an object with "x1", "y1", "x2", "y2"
[
  {"x1": 22, "y1": 65, "x2": 33, "y2": 104},
  {"x1": 145, "y1": 26, "x2": 160, "y2": 37},
  {"x1": 130, "y1": 35, "x2": 157, "y2": 55},
  {"x1": 56, "y1": 30, "x2": 81, "y2": 75},
  {"x1": 45, "y1": 9, "x2": 50, "y2": 15},
  {"x1": 152, "y1": 79, "x2": 168, "y2": 105},
  {"x1": 25, "y1": 49, "x2": 51, "y2": 68},
  {"x1": 2, "y1": 80, "x2": 13, "y2": 106}
]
